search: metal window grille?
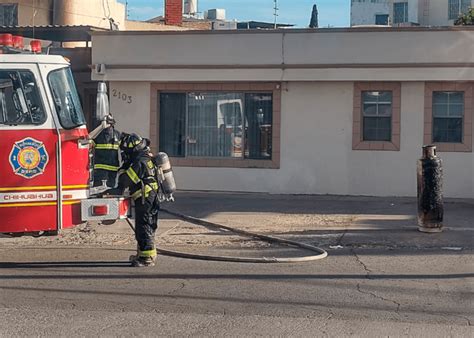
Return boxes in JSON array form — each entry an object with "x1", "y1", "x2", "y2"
[
  {"x1": 362, "y1": 91, "x2": 393, "y2": 142},
  {"x1": 393, "y1": 2, "x2": 409, "y2": 24},
  {"x1": 448, "y1": 0, "x2": 470, "y2": 20},
  {"x1": 159, "y1": 92, "x2": 273, "y2": 160},
  {"x1": 0, "y1": 4, "x2": 18, "y2": 26},
  {"x1": 432, "y1": 92, "x2": 464, "y2": 143}
]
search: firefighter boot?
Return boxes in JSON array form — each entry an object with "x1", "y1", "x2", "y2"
[{"x1": 129, "y1": 251, "x2": 157, "y2": 267}]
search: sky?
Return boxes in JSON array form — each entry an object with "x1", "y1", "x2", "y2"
[{"x1": 118, "y1": 0, "x2": 351, "y2": 28}]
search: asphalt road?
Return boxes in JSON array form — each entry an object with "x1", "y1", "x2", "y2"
[
  {"x1": 1, "y1": 193, "x2": 473, "y2": 336},
  {"x1": 0, "y1": 246, "x2": 472, "y2": 337}
]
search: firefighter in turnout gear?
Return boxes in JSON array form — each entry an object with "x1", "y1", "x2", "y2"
[
  {"x1": 116, "y1": 133, "x2": 160, "y2": 267},
  {"x1": 92, "y1": 126, "x2": 121, "y2": 187}
]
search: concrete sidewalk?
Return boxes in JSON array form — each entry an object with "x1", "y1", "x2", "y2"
[
  {"x1": 157, "y1": 192, "x2": 474, "y2": 251},
  {"x1": 2, "y1": 192, "x2": 473, "y2": 253}
]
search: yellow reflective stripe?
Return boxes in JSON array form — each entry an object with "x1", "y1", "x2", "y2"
[
  {"x1": 0, "y1": 185, "x2": 56, "y2": 192},
  {"x1": 131, "y1": 189, "x2": 143, "y2": 200},
  {"x1": 94, "y1": 164, "x2": 120, "y2": 171},
  {"x1": 63, "y1": 185, "x2": 89, "y2": 190},
  {"x1": 0, "y1": 202, "x2": 56, "y2": 208},
  {"x1": 131, "y1": 183, "x2": 158, "y2": 200},
  {"x1": 126, "y1": 167, "x2": 141, "y2": 184},
  {"x1": 94, "y1": 144, "x2": 119, "y2": 150},
  {"x1": 139, "y1": 249, "x2": 157, "y2": 258}
]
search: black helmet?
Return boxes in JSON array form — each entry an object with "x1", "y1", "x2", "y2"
[{"x1": 120, "y1": 133, "x2": 147, "y2": 154}]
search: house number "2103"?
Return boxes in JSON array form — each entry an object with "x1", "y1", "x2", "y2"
[{"x1": 112, "y1": 89, "x2": 132, "y2": 104}]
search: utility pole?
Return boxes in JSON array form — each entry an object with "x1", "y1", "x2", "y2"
[{"x1": 273, "y1": 0, "x2": 279, "y2": 29}]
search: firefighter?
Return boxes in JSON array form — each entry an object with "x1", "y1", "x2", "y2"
[
  {"x1": 92, "y1": 125, "x2": 121, "y2": 188},
  {"x1": 113, "y1": 133, "x2": 160, "y2": 267}
]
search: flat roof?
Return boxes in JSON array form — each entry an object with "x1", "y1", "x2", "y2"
[
  {"x1": 0, "y1": 25, "x2": 109, "y2": 42},
  {"x1": 91, "y1": 25, "x2": 474, "y2": 36}
]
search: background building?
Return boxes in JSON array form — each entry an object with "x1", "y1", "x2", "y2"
[
  {"x1": 0, "y1": 0, "x2": 193, "y2": 126},
  {"x1": 92, "y1": 27, "x2": 473, "y2": 198},
  {"x1": 351, "y1": 0, "x2": 474, "y2": 26}
]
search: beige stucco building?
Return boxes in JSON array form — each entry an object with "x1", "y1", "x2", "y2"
[
  {"x1": 91, "y1": 27, "x2": 474, "y2": 198},
  {"x1": 351, "y1": 0, "x2": 474, "y2": 26}
]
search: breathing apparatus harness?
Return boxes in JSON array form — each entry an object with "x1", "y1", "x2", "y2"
[{"x1": 119, "y1": 134, "x2": 176, "y2": 203}]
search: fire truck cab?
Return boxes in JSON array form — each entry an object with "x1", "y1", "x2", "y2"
[{"x1": 0, "y1": 37, "x2": 97, "y2": 236}]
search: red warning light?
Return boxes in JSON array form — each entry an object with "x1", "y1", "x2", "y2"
[
  {"x1": 92, "y1": 205, "x2": 109, "y2": 216},
  {"x1": 0, "y1": 34, "x2": 13, "y2": 47},
  {"x1": 30, "y1": 40, "x2": 42, "y2": 53},
  {"x1": 12, "y1": 35, "x2": 24, "y2": 49}
]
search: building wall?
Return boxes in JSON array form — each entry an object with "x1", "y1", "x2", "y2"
[
  {"x1": 351, "y1": 0, "x2": 474, "y2": 27},
  {"x1": 52, "y1": 0, "x2": 126, "y2": 29},
  {"x1": 425, "y1": 0, "x2": 473, "y2": 26},
  {"x1": 351, "y1": 0, "x2": 391, "y2": 26},
  {"x1": 124, "y1": 20, "x2": 190, "y2": 31},
  {"x1": 93, "y1": 29, "x2": 474, "y2": 198},
  {"x1": 0, "y1": 0, "x2": 126, "y2": 28},
  {"x1": 0, "y1": 0, "x2": 52, "y2": 26},
  {"x1": 110, "y1": 82, "x2": 151, "y2": 137},
  {"x1": 107, "y1": 80, "x2": 473, "y2": 197}
]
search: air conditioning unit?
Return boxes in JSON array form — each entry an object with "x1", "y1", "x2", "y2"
[{"x1": 207, "y1": 8, "x2": 226, "y2": 21}]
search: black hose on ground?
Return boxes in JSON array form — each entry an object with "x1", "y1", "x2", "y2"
[{"x1": 137, "y1": 208, "x2": 328, "y2": 263}]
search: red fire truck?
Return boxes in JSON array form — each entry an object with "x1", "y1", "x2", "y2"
[{"x1": 0, "y1": 34, "x2": 128, "y2": 237}]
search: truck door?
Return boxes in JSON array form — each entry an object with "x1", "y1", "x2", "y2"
[{"x1": 0, "y1": 67, "x2": 59, "y2": 234}]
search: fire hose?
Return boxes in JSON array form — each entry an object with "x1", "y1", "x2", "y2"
[{"x1": 126, "y1": 208, "x2": 328, "y2": 263}]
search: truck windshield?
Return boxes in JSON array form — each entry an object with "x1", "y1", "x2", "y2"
[{"x1": 48, "y1": 67, "x2": 85, "y2": 129}]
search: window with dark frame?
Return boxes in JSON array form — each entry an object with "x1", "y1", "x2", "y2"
[
  {"x1": 159, "y1": 92, "x2": 273, "y2": 160},
  {"x1": 375, "y1": 14, "x2": 389, "y2": 25},
  {"x1": 0, "y1": 4, "x2": 18, "y2": 26},
  {"x1": 449, "y1": 0, "x2": 471, "y2": 20},
  {"x1": 362, "y1": 91, "x2": 392, "y2": 142},
  {"x1": 393, "y1": 2, "x2": 408, "y2": 24},
  {"x1": 432, "y1": 91, "x2": 464, "y2": 143}
]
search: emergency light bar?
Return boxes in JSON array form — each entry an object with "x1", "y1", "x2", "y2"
[{"x1": 0, "y1": 33, "x2": 42, "y2": 54}]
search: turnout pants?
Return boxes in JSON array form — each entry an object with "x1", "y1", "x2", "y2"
[{"x1": 134, "y1": 192, "x2": 160, "y2": 256}]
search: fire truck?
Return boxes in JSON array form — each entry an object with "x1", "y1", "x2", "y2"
[{"x1": 0, "y1": 34, "x2": 130, "y2": 237}]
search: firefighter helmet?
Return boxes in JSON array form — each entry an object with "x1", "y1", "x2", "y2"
[{"x1": 120, "y1": 133, "x2": 147, "y2": 154}]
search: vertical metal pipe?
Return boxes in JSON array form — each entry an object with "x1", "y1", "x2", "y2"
[{"x1": 417, "y1": 145, "x2": 444, "y2": 233}]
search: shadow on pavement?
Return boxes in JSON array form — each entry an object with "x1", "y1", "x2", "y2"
[{"x1": 0, "y1": 270, "x2": 472, "y2": 280}]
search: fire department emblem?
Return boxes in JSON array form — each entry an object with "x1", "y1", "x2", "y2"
[{"x1": 9, "y1": 138, "x2": 49, "y2": 179}]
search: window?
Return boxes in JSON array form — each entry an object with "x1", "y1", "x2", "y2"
[
  {"x1": 424, "y1": 83, "x2": 472, "y2": 152},
  {"x1": 0, "y1": 70, "x2": 46, "y2": 125},
  {"x1": 449, "y1": 0, "x2": 471, "y2": 20},
  {"x1": 432, "y1": 92, "x2": 464, "y2": 143},
  {"x1": 160, "y1": 92, "x2": 272, "y2": 160},
  {"x1": 362, "y1": 91, "x2": 392, "y2": 141},
  {"x1": 48, "y1": 67, "x2": 86, "y2": 129},
  {"x1": 353, "y1": 82, "x2": 401, "y2": 151},
  {"x1": 393, "y1": 2, "x2": 408, "y2": 24},
  {"x1": 0, "y1": 4, "x2": 18, "y2": 26},
  {"x1": 375, "y1": 14, "x2": 389, "y2": 25}
]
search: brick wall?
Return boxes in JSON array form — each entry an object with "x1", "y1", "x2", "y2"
[{"x1": 165, "y1": 0, "x2": 182, "y2": 26}]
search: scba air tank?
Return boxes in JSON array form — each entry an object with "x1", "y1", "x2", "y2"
[{"x1": 154, "y1": 152, "x2": 177, "y2": 196}]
